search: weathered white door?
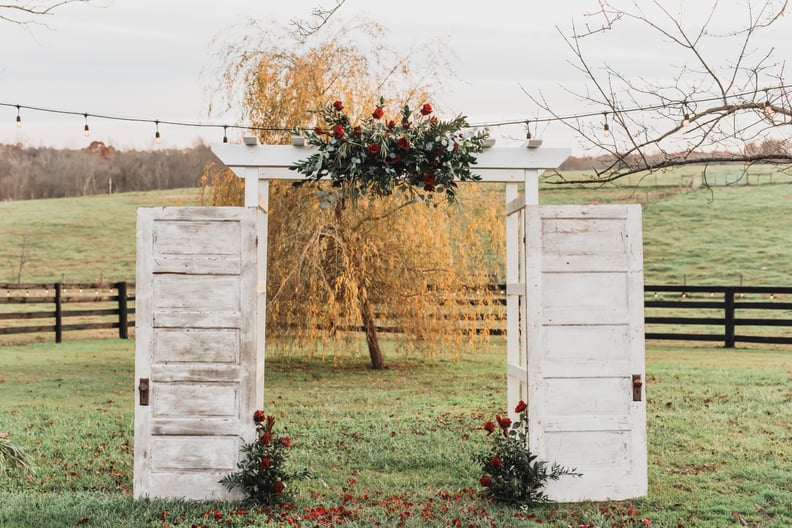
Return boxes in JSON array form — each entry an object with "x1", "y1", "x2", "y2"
[
  {"x1": 524, "y1": 204, "x2": 647, "y2": 502},
  {"x1": 134, "y1": 207, "x2": 261, "y2": 500}
]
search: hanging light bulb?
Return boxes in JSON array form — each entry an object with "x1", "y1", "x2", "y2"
[
  {"x1": 154, "y1": 120, "x2": 161, "y2": 144},
  {"x1": 222, "y1": 125, "x2": 228, "y2": 144},
  {"x1": 83, "y1": 113, "x2": 90, "y2": 138},
  {"x1": 16, "y1": 105, "x2": 22, "y2": 128},
  {"x1": 602, "y1": 112, "x2": 610, "y2": 139},
  {"x1": 682, "y1": 113, "x2": 690, "y2": 127},
  {"x1": 763, "y1": 88, "x2": 772, "y2": 117}
]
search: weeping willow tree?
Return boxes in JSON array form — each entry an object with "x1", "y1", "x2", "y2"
[{"x1": 202, "y1": 22, "x2": 502, "y2": 369}]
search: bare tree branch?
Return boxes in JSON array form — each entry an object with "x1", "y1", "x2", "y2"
[
  {"x1": 290, "y1": 0, "x2": 347, "y2": 39},
  {"x1": 0, "y1": 1, "x2": 90, "y2": 25},
  {"x1": 530, "y1": 0, "x2": 791, "y2": 184}
]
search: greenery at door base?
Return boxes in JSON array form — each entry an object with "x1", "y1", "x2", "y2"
[
  {"x1": 219, "y1": 411, "x2": 308, "y2": 506},
  {"x1": 478, "y1": 400, "x2": 580, "y2": 505},
  {"x1": 290, "y1": 98, "x2": 490, "y2": 204}
]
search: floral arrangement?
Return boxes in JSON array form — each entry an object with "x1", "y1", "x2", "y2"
[
  {"x1": 220, "y1": 410, "x2": 307, "y2": 506},
  {"x1": 478, "y1": 400, "x2": 580, "y2": 505},
  {"x1": 290, "y1": 98, "x2": 490, "y2": 203}
]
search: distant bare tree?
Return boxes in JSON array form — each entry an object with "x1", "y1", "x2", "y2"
[
  {"x1": 528, "y1": 0, "x2": 791, "y2": 184},
  {"x1": 0, "y1": 1, "x2": 90, "y2": 25}
]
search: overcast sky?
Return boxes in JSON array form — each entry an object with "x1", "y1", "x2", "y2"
[{"x1": 1, "y1": 0, "x2": 789, "y2": 151}]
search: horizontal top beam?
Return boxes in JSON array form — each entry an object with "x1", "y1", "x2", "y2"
[{"x1": 211, "y1": 144, "x2": 570, "y2": 183}]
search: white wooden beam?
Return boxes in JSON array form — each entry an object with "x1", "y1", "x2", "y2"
[{"x1": 211, "y1": 144, "x2": 570, "y2": 184}]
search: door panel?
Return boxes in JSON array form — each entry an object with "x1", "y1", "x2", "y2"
[
  {"x1": 525, "y1": 204, "x2": 647, "y2": 502},
  {"x1": 134, "y1": 207, "x2": 259, "y2": 500}
]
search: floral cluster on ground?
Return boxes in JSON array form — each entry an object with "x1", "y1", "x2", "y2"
[
  {"x1": 145, "y1": 488, "x2": 660, "y2": 527},
  {"x1": 290, "y1": 98, "x2": 490, "y2": 204},
  {"x1": 219, "y1": 411, "x2": 308, "y2": 506},
  {"x1": 478, "y1": 400, "x2": 581, "y2": 506}
]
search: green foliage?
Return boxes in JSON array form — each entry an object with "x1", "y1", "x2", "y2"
[
  {"x1": 1, "y1": 339, "x2": 791, "y2": 526},
  {"x1": 291, "y1": 98, "x2": 490, "y2": 203},
  {"x1": 219, "y1": 412, "x2": 307, "y2": 506},
  {"x1": 477, "y1": 402, "x2": 579, "y2": 505}
]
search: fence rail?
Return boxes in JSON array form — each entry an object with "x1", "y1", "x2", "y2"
[
  {"x1": 0, "y1": 282, "x2": 134, "y2": 343},
  {"x1": 644, "y1": 285, "x2": 792, "y2": 347},
  {"x1": 2, "y1": 281, "x2": 790, "y2": 348}
]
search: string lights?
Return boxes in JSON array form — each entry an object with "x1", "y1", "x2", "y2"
[
  {"x1": 1, "y1": 82, "x2": 790, "y2": 144},
  {"x1": 763, "y1": 89, "x2": 772, "y2": 117}
]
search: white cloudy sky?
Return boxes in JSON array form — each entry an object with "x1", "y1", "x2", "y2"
[{"x1": 1, "y1": 0, "x2": 789, "y2": 151}]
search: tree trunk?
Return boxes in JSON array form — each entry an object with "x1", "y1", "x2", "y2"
[{"x1": 358, "y1": 286, "x2": 384, "y2": 369}]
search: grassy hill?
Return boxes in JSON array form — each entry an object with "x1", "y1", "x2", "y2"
[{"x1": 1, "y1": 175, "x2": 791, "y2": 286}]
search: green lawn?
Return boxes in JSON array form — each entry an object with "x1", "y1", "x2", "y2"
[
  {"x1": 1, "y1": 176, "x2": 792, "y2": 287},
  {"x1": 1, "y1": 339, "x2": 790, "y2": 527}
]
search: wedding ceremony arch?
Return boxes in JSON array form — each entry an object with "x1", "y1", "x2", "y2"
[{"x1": 133, "y1": 141, "x2": 647, "y2": 503}]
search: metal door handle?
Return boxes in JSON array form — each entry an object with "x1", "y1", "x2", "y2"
[{"x1": 139, "y1": 378, "x2": 150, "y2": 406}]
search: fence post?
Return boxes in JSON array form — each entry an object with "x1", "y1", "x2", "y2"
[
  {"x1": 117, "y1": 281, "x2": 129, "y2": 339},
  {"x1": 54, "y1": 283, "x2": 63, "y2": 344},
  {"x1": 724, "y1": 288, "x2": 736, "y2": 348}
]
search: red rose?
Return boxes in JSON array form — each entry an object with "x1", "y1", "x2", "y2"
[
  {"x1": 280, "y1": 437, "x2": 291, "y2": 448},
  {"x1": 483, "y1": 421, "x2": 496, "y2": 435},
  {"x1": 332, "y1": 124, "x2": 345, "y2": 138},
  {"x1": 368, "y1": 143, "x2": 381, "y2": 155},
  {"x1": 496, "y1": 415, "x2": 511, "y2": 430},
  {"x1": 333, "y1": 100, "x2": 344, "y2": 111},
  {"x1": 479, "y1": 475, "x2": 492, "y2": 487},
  {"x1": 420, "y1": 103, "x2": 433, "y2": 116},
  {"x1": 423, "y1": 172, "x2": 436, "y2": 186},
  {"x1": 514, "y1": 400, "x2": 527, "y2": 414},
  {"x1": 490, "y1": 456, "x2": 502, "y2": 468},
  {"x1": 260, "y1": 432, "x2": 272, "y2": 444},
  {"x1": 353, "y1": 126, "x2": 362, "y2": 137},
  {"x1": 261, "y1": 457, "x2": 271, "y2": 469},
  {"x1": 372, "y1": 107, "x2": 384, "y2": 119},
  {"x1": 396, "y1": 136, "x2": 410, "y2": 150},
  {"x1": 274, "y1": 481, "x2": 284, "y2": 494},
  {"x1": 253, "y1": 410, "x2": 265, "y2": 423}
]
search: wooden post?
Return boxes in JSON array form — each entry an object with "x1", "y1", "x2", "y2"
[
  {"x1": 54, "y1": 283, "x2": 63, "y2": 343},
  {"x1": 724, "y1": 288, "x2": 736, "y2": 348},
  {"x1": 117, "y1": 281, "x2": 129, "y2": 339}
]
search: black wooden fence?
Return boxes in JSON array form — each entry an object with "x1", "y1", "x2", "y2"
[
  {"x1": 1, "y1": 281, "x2": 790, "y2": 348},
  {"x1": 644, "y1": 285, "x2": 792, "y2": 347},
  {"x1": 0, "y1": 282, "x2": 134, "y2": 343}
]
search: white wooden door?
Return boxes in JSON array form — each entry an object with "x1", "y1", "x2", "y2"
[
  {"x1": 524, "y1": 204, "x2": 647, "y2": 502},
  {"x1": 134, "y1": 207, "x2": 260, "y2": 500}
]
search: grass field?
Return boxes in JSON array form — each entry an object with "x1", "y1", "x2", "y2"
[
  {"x1": 1, "y1": 170, "x2": 791, "y2": 286},
  {"x1": 0, "y1": 339, "x2": 790, "y2": 527},
  {"x1": 1, "y1": 169, "x2": 791, "y2": 526}
]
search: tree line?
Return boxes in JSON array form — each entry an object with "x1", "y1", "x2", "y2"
[{"x1": 0, "y1": 141, "x2": 215, "y2": 201}]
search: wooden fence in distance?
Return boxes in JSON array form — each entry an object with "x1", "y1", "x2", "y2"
[
  {"x1": 0, "y1": 282, "x2": 134, "y2": 343},
  {"x1": 1, "y1": 281, "x2": 791, "y2": 348},
  {"x1": 644, "y1": 285, "x2": 792, "y2": 347}
]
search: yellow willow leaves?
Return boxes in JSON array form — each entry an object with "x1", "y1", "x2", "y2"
[{"x1": 202, "y1": 22, "x2": 499, "y2": 361}]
